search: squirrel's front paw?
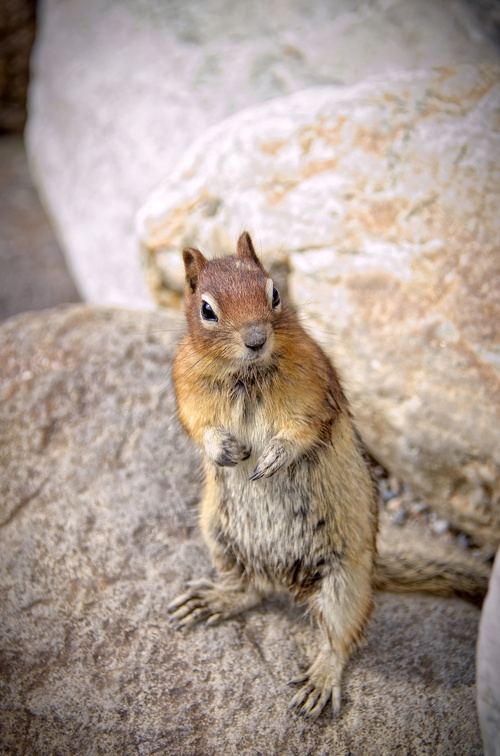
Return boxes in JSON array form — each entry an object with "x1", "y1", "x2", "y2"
[
  {"x1": 250, "y1": 438, "x2": 295, "y2": 480},
  {"x1": 204, "y1": 427, "x2": 251, "y2": 467},
  {"x1": 168, "y1": 578, "x2": 261, "y2": 629}
]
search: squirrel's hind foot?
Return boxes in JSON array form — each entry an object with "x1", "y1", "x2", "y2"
[
  {"x1": 168, "y1": 578, "x2": 261, "y2": 629},
  {"x1": 288, "y1": 647, "x2": 345, "y2": 719}
]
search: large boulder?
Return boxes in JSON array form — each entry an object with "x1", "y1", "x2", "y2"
[
  {"x1": 26, "y1": 0, "x2": 499, "y2": 306},
  {"x1": 137, "y1": 64, "x2": 500, "y2": 548},
  {"x1": 477, "y1": 550, "x2": 500, "y2": 755},
  {"x1": 0, "y1": 306, "x2": 487, "y2": 753}
]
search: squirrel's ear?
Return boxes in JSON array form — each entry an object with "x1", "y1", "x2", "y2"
[
  {"x1": 236, "y1": 231, "x2": 264, "y2": 269},
  {"x1": 183, "y1": 247, "x2": 207, "y2": 293}
]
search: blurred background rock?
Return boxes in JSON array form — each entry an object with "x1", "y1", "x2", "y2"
[
  {"x1": 24, "y1": 0, "x2": 500, "y2": 308},
  {"x1": 0, "y1": 0, "x2": 498, "y2": 321}
]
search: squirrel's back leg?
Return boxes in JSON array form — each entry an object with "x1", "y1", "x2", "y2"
[
  {"x1": 168, "y1": 473, "x2": 264, "y2": 628},
  {"x1": 290, "y1": 562, "x2": 373, "y2": 719}
]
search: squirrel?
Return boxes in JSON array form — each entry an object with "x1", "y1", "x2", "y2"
[{"x1": 168, "y1": 231, "x2": 490, "y2": 720}]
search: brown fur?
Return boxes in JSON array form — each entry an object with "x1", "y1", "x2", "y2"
[{"x1": 169, "y1": 231, "x2": 490, "y2": 719}]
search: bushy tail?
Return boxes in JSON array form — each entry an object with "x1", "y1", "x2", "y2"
[{"x1": 373, "y1": 527, "x2": 491, "y2": 607}]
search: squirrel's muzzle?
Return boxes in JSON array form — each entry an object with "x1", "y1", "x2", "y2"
[{"x1": 242, "y1": 324, "x2": 268, "y2": 352}]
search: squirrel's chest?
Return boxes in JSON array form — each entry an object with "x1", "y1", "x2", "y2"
[{"x1": 225, "y1": 378, "x2": 275, "y2": 451}]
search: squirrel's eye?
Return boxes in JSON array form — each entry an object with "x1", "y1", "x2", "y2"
[
  {"x1": 272, "y1": 286, "x2": 281, "y2": 309},
  {"x1": 201, "y1": 300, "x2": 218, "y2": 321}
]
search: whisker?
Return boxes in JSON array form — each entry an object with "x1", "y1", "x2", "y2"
[
  {"x1": 266, "y1": 243, "x2": 286, "y2": 278},
  {"x1": 169, "y1": 341, "x2": 236, "y2": 387}
]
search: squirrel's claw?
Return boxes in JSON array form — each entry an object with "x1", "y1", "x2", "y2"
[
  {"x1": 288, "y1": 651, "x2": 343, "y2": 719},
  {"x1": 204, "y1": 427, "x2": 251, "y2": 467},
  {"x1": 250, "y1": 437, "x2": 294, "y2": 480},
  {"x1": 249, "y1": 469, "x2": 265, "y2": 481}
]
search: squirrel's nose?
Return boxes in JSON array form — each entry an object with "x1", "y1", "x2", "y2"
[{"x1": 243, "y1": 325, "x2": 267, "y2": 351}]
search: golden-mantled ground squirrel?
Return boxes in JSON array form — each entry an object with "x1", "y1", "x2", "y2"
[{"x1": 169, "y1": 231, "x2": 490, "y2": 720}]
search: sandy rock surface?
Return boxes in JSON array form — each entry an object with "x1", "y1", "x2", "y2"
[
  {"x1": 138, "y1": 64, "x2": 500, "y2": 548},
  {"x1": 0, "y1": 305, "x2": 486, "y2": 754}
]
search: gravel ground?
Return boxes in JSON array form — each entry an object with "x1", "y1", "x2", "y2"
[{"x1": 374, "y1": 463, "x2": 495, "y2": 560}]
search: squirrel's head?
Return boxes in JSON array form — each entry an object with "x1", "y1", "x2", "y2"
[{"x1": 182, "y1": 232, "x2": 285, "y2": 368}]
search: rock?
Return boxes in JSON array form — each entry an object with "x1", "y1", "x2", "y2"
[
  {"x1": 137, "y1": 64, "x2": 500, "y2": 548},
  {"x1": 477, "y1": 549, "x2": 500, "y2": 755},
  {"x1": 466, "y1": 0, "x2": 500, "y2": 42},
  {"x1": 0, "y1": 305, "x2": 487, "y2": 753},
  {"x1": 26, "y1": 0, "x2": 499, "y2": 307}
]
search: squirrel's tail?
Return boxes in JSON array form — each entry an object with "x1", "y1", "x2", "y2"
[{"x1": 373, "y1": 528, "x2": 491, "y2": 606}]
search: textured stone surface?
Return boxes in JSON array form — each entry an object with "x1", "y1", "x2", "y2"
[
  {"x1": 477, "y1": 549, "x2": 500, "y2": 755},
  {"x1": 138, "y1": 65, "x2": 500, "y2": 548},
  {"x1": 26, "y1": 0, "x2": 499, "y2": 306},
  {"x1": 0, "y1": 306, "x2": 486, "y2": 753}
]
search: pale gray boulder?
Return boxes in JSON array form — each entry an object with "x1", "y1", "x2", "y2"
[
  {"x1": 137, "y1": 64, "x2": 500, "y2": 548},
  {"x1": 477, "y1": 550, "x2": 500, "y2": 756},
  {"x1": 26, "y1": 0, "x2": 499, "y2": 307},
  {"x1": 0, "y1": 306, "x2": 486, "y2": 754}
]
